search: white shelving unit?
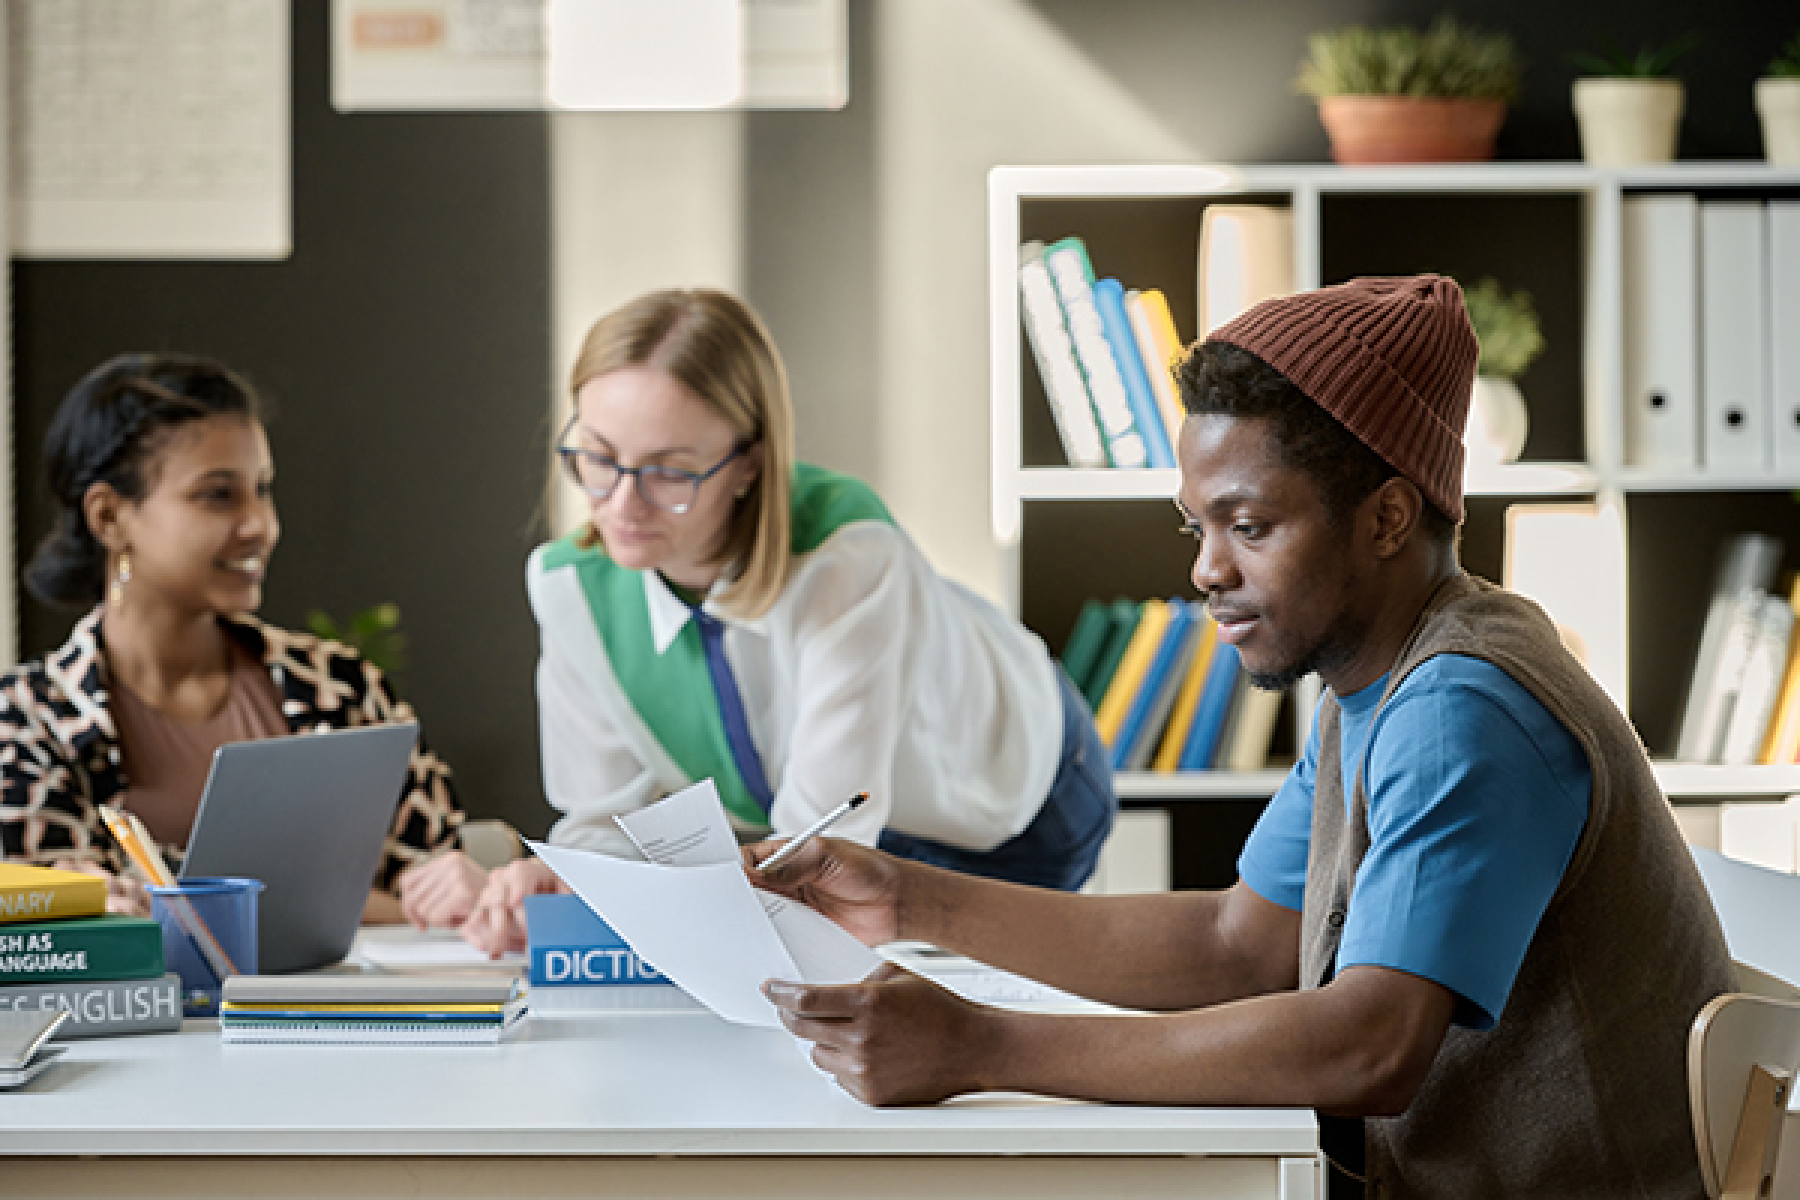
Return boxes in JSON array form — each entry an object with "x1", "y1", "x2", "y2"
[{"x1": 990, "y1": 161, "x2": 1800, "y2": 815}]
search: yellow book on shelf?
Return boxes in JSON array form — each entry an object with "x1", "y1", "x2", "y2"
[
  {"x1": 1761, "y1": 578, "x2": 1800, "y2": 763},
  {"x1": 0, "y1": 863, "x2": 106, "y2": 924},
  {"x1": 1152, "y1": 616, "x2": 1219, "y2": 772},
  {"x1": 1094, "y1": 600, "x2": 1172, "y2": 748},
  {"x1": 1125, "y1": 287, "x2": 1188, "y2": 455}
]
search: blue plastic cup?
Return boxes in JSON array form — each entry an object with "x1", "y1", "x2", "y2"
[{"x1": 147, "y1": 877, "x2": 263, "y2": 1018}]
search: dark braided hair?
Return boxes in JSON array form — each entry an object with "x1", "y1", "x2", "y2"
[
  {"x1": 1177, "y1": 341, "x2": 1455, "y2": 544},
  {"x1": 25, "y1": 353, "x2": 266, "y2": 610}
]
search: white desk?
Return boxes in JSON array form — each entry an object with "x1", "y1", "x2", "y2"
[{"x1": 1, "y1": 1012, "x2": 1321, "y2": 1199}]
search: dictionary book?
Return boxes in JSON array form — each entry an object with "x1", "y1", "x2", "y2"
[{"x1": 0, "y1": 914, "x2": 164, "y2": 984}]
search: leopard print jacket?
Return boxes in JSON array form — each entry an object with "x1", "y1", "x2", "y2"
[{"x1": 0, "y1": 607, "x2": 463, "y2": 890}]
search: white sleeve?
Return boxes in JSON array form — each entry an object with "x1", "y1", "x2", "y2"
[
  {"x1": 528, "y1": 552, "x2": 667, "y2": 859},
  {"x1": 766, "y1": 527, "x2": 919, "y2": 847}
]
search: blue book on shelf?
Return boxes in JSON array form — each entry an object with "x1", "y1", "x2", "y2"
[
  {"x1": 1092, "y1": 277, "x2": 1175, "y2": 468},
  {"x1": 1112, "y1": 601, "x2": 1199, "y2": 770},
  {"x1": 523, "y1": 892, "x2": 669, "y2": 987},
  {"x1": 1178, "y1": 642, "x2": 1242, "y2": 770}
]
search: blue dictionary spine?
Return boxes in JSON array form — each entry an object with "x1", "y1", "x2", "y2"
[
  {"x1": 1093, "y1": 278, "x2": 1175, "y2": 468},
  {"x1": 523, "y1": 893, "x2": 669, "y2": 986}
]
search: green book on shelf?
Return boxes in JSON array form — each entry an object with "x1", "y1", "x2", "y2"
[
  {"x1": 1058, "y1": 598, "x2": 1113, "y2": 695},
  {"x1": 0, "y1": 914, "x2": 165, "y2": 984},
  {"x1": 1081, "y1": 599, "x2": 1144, "y2": 711}
]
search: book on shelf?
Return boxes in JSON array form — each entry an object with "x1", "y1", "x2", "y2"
[
  {"x1": 1698, "y1": 201, "x2": 1771, "y2": 471},
  {"x1": 1094, "y1": 598, "x2": 1173, "y2": 747},
  {"x1": 1197, "y1": 204, "x2": 1294, "y2": 336},
  {"x1": 1675, "y1": 533, "x2": 1785, "y2": 764},
  {"x1": 1178, "y1": 642, "x2": 1244, "y2": 771},
  {"x1": 1125, "y1": 287, "x2": 1188, "y2": 454},
  {"x1": 1080, "y1": 598, "x2": 1143, "y2": 710},
  {"x1": 1218, "y1": 684, "x2": 1285, "y2": 772},
  {"x1": 0, "y1": 914, "x2": 164, "y2": 984},
  {"x1": 0, "y1": 864, "x2": 105, "y2": 924},
  {"x1": 1152, "y1": 616, "x2": 1220, "y2": 772},
  {"x1": 1774, "y1": 202, "x2": 1800, "y2": 474},
  {"x1": 1057, "y1": 597, "x2": 1114, "y2": 699},
  {"x1": 0, "y1": 973, "x2": 183, "y2": 1039},
  {"x1": 1621, "y1": 194, "x2": 1700, "y2": 470},
  {"x1": 1761, "y1": 577, "x2": 1800, "y2": 764},
  {"x1": 1113, "y1": 601, "x2": 1203, "y2": 770},
  {"x1": 1720, "y1": 589, "x2": 1797, "y2": 766},
  {"x1": 1093, "y1": 277, "x2": 1175, "y2": 468},
  {"x1": 1018, "y1": 240, "x2": 1107, "y2": 468},
  {"x1": 1042, "y1": 236, "x2": 1149, "y2": 468}
]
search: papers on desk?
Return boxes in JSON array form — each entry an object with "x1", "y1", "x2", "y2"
[
  {"x1": 352, "y1": 927, "x2": 527, "y2": 973},
  {"x1": 529, "y1": 780, "x2": 882, "y2": 1028}
]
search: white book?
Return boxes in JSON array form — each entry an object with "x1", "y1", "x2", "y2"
[
  {"x1": 1699, "y1": 201, "x2": 1771, "y2": 471},
  {"x1": 1018, "y1": 241, "x2": 1107, "y2": 468},
  {"x1": 1622, "y1": 195, "x2": 1700, "y2": 469},
  {"x1": 1677, "y1": 533, "x2": 1784, "y2": 763},
  {"x1": 1043, "y1": 240, "x2": 1148, "y2": 468},
  {"x1": 1196, "y1": 204, "x2": 1294, "y2": 336},
  {"x1": 1772, "y1": 202, "x2": 1800, "y2": 472},
  {"x1": 1720, "y1": 592, "x2": 1797, "y2": 765}
]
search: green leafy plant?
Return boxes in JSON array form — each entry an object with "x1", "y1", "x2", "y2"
[
  {"x1": 1570, "y1": 33, "x2": 1701, "y2": 78},
  {"x1": 1462, "y1": 278, "x2": 1545, "y2": 380},
  {"x1": 306, "y1": 602, "x2": 406, "y2": 676},
  {"x1": 1769, "y1": 32, "x2": 1800, "y2": 78},
  {"x1": 1296, "y1": 17, "x2": 1521, "y2": 101}
]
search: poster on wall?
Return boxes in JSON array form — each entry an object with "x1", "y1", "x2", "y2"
[
  {"x1": 330, "y1": 0, "x2": 847, "y2": 112},
  {"x1": 7, "y1": 0, "x2": 290, "y2": 259}
]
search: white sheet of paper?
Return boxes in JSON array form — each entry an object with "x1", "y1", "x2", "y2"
[
  {"x1": 613, "y1": 781, "x2": 884, "y2": 987},
  {"x1": 530, "y1": 840, "x2": 798, "y2": 1028}
]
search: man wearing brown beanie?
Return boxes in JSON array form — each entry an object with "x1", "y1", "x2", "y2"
[{"x1": 749, "y1": 275, "x2": 1734, "y2": 1199}]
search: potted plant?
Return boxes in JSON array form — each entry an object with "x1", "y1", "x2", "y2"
[
  {"x1": 1461, "y1": 278, "x2": 1544, "y2": 465},
  {"x1": 1296, "y1": 17, "x2": 1521, "y2": 164},
  {"x1": 1570, "y1": 34, "x2": 1700, "y2": 165},
  {"x1": 1756, "y1": 32, "x2": 1800, "y2": 166}
]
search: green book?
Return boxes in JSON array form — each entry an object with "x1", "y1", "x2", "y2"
[
  {"x1": 1080, "y1": 599, "x2": 1144, "y2": 711},
  {"x1": 1058, "y1": 598, "x2": 1113, "y2": 695},
  {"x1": 0, "y1": 914, "x2": 165, "y2": 984}
]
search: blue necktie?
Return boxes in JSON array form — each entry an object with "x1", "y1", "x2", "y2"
[{"x1": 690, "y1": 606, "x2": 775, "y2": 815}]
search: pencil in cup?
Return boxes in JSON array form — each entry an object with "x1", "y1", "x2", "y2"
[{"x1": 99, "y1": 806, "x2": 242, "y2": 984}]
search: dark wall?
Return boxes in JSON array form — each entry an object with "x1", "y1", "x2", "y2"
[{"x1": 11, "y1": 6, "x2": 557, "y2": 836}]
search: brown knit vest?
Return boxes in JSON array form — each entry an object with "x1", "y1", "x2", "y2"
[{"x1": 1300, "y1": 573, "x2": 1733, "y2": 1198}]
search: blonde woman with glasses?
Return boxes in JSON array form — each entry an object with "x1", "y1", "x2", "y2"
[{"x1": 460, "y1": 288, "x2": 1114, "y2": 954}]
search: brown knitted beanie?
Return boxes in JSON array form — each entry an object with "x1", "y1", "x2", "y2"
[{"x1": 1206, "y1": 274, "x2": 1477, "y2": 523}]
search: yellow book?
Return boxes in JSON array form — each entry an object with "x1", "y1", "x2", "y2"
[
  {"x1": 1094, "y1": 600, "x2": 1172, "y2": 748},
  {"x1": 1761, "y1": 579, "x2": 1800, "y2": 764},
  {"x1": 0, "y1": 863, "x2": 106, "y2": 924},
  {"x1": 1153, "y1": 616, "x2": 1219, "y2": 772},
  {"x1": 1129, "y1": 287, "x2": 1189, "y2": 448}
]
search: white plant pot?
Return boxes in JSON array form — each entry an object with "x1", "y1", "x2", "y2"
[
  {"x1": 1572, "y1": 77, "x2": 1684, "y2": 165},
  {"x1": 1467, "y1": 376, "x2": 1529, "y2": 466},
  {"x1": 1756, "y1": 77, "x2": 1800, "y2": 166}
]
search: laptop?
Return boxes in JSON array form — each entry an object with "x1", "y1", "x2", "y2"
[{"x1": 180, "y1": 723, "x2": 418, "y2": 973}]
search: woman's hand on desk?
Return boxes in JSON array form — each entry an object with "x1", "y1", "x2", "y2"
[
  {"x1": 742, "y1": 835, "x2": 902, "y2": 947},
  {"x1": 459, "y1": 855, "x2": 565, "y2": 956},
  {"x1": 763, "y1": 964, "x2": 994, "y2": 1106},
  {"x1": 396, "y1": 850, "x2": 488, "y2": 929}
]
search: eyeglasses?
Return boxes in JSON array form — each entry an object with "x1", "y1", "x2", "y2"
[{"x1": 556, "y1": 417, "x2": 749, "y2": 515}]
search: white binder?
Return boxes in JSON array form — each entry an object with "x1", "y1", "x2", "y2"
[
  {"x1": 1772, "y1": 202, "x2": 1800, "y2": 472},
  {"x1": 1622, "y1": 195, "x2": 1700, "y2": 469},
  {"x1": 1699, "y1": 201, "x2": 1771, "y2": 471}
]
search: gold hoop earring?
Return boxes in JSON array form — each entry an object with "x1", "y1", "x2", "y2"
[{"x1": 110, "y1": 552, "x2": 132, "y2": 608}]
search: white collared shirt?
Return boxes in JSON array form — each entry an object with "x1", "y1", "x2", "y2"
[{"x1": 528, "y1": 520, "x2": 1063, "y2": 859}]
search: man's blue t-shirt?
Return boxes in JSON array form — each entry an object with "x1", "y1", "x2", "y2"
[{"x1": 1237, "y1": 654, "x2": 1592, "y2": 1030}]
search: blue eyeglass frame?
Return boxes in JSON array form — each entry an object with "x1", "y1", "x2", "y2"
[{"x1": 555, "y1": 415, "x2": 750, "y2": 515}]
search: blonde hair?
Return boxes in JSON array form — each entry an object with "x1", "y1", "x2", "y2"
[{"x1": 568, "y1": 288, "x2": 796, "y2": 618}]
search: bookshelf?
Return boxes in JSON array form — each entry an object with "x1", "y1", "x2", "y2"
[{"x1": 990, "y1": 162, "x2": 1800, "y2": 878}]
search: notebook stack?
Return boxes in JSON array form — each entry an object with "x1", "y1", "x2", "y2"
[
  {"x1": 218, "y1": 973, "x2": 527, "y2": 1044},
  {"x1": 0, "y1": 864, "x2": 182, "y2": 1038}
]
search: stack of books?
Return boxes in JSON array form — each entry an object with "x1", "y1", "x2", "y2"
[
  {"x1": 0, "y1": 863, "x2": 182, "y2": 1038},
  {"x1": 1061, "y1": 597, "x2": 1285, "y2": 774},
  {"x1": 219, "y1": 973, "x2": 527, "y2": 1044},
  {"x1": 524, "y1": 892, "x2": 699, "y2": 1015}
]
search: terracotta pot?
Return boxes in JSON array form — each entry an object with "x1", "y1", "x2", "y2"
[
  {"x1": 1316, "y1": 96, "x2": 1506, "y2": 165},
  {"x1": 1572, "y1": 78, "x2": 1683, "y2": 165},
  {"x1": 1756, "y1": 77, "x2": 1800, "y2": 166}
]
